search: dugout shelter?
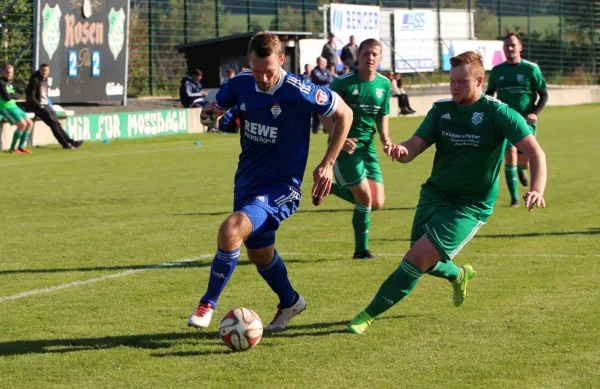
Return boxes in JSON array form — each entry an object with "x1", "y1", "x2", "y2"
[{"x1": 175, "y1": 31, "x2": 313, "y2": 88}]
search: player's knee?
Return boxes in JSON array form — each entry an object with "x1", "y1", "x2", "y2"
[
  {"x1": 371, "y1": 197, "x2": 384, "y2": 211},
  {"x1": 247, "y1": 248, "x2": 274, "y2": 267},
  {"x1": 351, "y1": 184, "x2": 372, "y2": 206},
  {"x1": 218, "y1": 213, "x2": 250, "y2": 247}
]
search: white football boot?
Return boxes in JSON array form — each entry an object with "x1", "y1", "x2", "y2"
[
  {"x1": 187, "y1": 302, "x2": 214, "y2": 329},
  {"x1": 265, "y1": 294, "x2": 306, "y2": 331}
]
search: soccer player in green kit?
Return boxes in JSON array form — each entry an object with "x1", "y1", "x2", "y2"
[
  {"x1": 486, "y1": 33, "x2": 548, "y2": 207},
  {"x1": 315, "y1": 38, "x2": 393, "y2": 260},
  {"x1": 347, "y1": 51, "x2": 547, "y2": 334}
]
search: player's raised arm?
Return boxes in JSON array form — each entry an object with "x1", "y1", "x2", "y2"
[{"x1": 312, "y1": 94, "x2": 353, "y2": 199}]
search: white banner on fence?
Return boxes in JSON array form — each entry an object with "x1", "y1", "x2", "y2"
[
  {"x1": 393, "y1": 10, "x2": 436, "y2": 73},
  {"x1": 442, "y1": 40, "x2": 507, "y2": 71},
  {"x1": 329, "y1": 3, "x2": 380, "y2": 47},
  {"x1": 299, "y1": 39, "x2": 327, "y2": 70}
]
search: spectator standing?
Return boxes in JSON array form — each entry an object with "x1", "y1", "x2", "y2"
[
  {"x1": 310, "y1": 56, "x2": 334, "y2": 134},
  {"x1": 341, "y1": 35, "x2": 358, "y2": 70},
  {"x1": 321, "y1": 33, "x2": 340, "y2": 69}
]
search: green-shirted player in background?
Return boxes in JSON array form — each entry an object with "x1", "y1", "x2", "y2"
[
  {"x1": 0, "y1": 64, "x2": 34, "y2": 154},
  {"x1": 486, "y1": 32, "x2": 548, "y2": 207},
  {"x1": 316, "y1": 38, "x2": 393, "y2": 260},
  {"x1": 347, "y1": 51, "x2": 548, "y2": 334}
]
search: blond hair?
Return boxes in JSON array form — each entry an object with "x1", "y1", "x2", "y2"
[{"x1": 449, "y1": 51, "x2": 484, "y2": 77}]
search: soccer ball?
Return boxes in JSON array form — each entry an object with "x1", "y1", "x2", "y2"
[
  {"x1": 200, "y1": 110, "x2": 217, "y2": 127},
  {"x1": 219, "y1": 307, "x2": 263, "y2": 352}
]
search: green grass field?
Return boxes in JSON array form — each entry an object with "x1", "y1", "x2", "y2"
[{"x1": 1, "y1": 104, "x2": 599, "y2": 388}]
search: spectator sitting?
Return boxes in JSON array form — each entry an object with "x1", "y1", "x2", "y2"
[
  {"x1": 340, "y1": 65, "x2": 350, "y2": 75},
  {"x1": 321, "y1": 32, "x2": 340, "y2": 69},
  {"x1": 340, "y1": 35, "x2": 358, "y2": 70},
  {"x1": 301, "y1": 64, "x2": 312, "y2": 82},
  {"x1": 218, "y1": 106, "x2": 240, "y2": 134},
  {"x1": 179, "y1": 68, "x2": 208, "y2": 108},
  {"x1": 0, "y1": 63, "x2": 34, "y2": 154},
  {"x1": 394, "y1": 72, "x2": 415, "y2": 115},
  {"x1": 25, "y1": 64, "x2": 83, "y2": 149}
]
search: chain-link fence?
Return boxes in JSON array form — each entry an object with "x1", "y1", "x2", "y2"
[{"x1": 1, "y1": 0, "x2": 597, "y2": 97}]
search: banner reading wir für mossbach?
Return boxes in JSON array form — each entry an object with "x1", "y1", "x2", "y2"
[{"x1": 35, "y1": 0, "x2": 129, "y2": 103}]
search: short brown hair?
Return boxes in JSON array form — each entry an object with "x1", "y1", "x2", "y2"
[
  {"x1": 504, "y1": 32, "x2": 522, "y2": 44},
  {"x1": 248, "y1": 32, "x2": 282, "y2": 58},
  {"x1": 189, "y1": 68, "x2": 203, "y2": 77},
  {"x1": 449, "y1": 51, "x2": 484, "y2": 77},
  {"x1": 358, "y1": 38, "x2": 382, "y2": 55}
]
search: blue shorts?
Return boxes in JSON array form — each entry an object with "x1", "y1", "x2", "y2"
[{"x1": 234, "y1": 184, "x2": 301, "y2": 249}]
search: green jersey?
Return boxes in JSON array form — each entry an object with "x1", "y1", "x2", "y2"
[
  {"x1": 329, "y1": 72, "x2": 391, "y2": 143},
  {"x1": 0, "y1": 78, "x2": 18, "y2": 110},
  {"x1": 415, "y1": 94, "x2": 532, "y2": 217},
  {"x1": 487, "y1": 60, "x2": 546, "y2": 117}
]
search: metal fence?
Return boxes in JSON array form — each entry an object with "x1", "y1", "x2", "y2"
[{"x1": 0, "y1": 0, "x2": 597, "y2": 97}]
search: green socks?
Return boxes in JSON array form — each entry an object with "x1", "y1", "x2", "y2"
[
  {"x1": 18, "y1": 130, "x2": 31, "y2": 149},
  {"x1": 365, "y1": 258, "x2": 423, "y2": 318},
  {"x1": 330, "y1": 181, "x2": 355, "y2": 204},
  {"x1": 504, "y1": 164, "x2": 518, "y2": 202},
  {"x1": 517, "y1": 164, "x2": 527, "y2": 175},
  {"x1": 353, "y1": 204, "x2": 371, "y2": 253},
  {"x1": 10, "y1": 129, "x2": 21, "y2": 149},
  {"x1": 427, "y1": 261, "x2": 460, "y2": 282}
]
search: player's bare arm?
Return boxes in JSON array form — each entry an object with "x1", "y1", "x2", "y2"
[
  {"x1": 319, "y1": 114, "x2": 357, "y2": 154},
  {"x1": 515, "y1": 134, "x2": 547, "y2": 211},
  {"x1": 390, "y1": 136, "x2": 430, "y2": 163},
  {"x1": 312, "y1": 95, "x2": 353, "y2": 199},
  {"x1": 376, "y1": 114, "x2": 392, "y2": 155}
]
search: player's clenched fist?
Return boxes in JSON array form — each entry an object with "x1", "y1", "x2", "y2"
[{"x1": 390, "y1": 144, "x2": 409, "y2": 162}]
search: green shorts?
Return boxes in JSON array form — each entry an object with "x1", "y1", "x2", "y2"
[
  {"x1": 507, "y1": 123, "x2": 536, "y2": 150},
  {"x1": 0, "y1": 107, "x2": 28, "y2": 125},
  {"x1": 333, "y1": 141, "x2": 383, "y2": 188},
  {"x1": 410, "y1": 190, "x2": 486, "y2": 261}
]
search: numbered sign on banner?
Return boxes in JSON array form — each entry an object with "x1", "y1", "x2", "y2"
[
  {"x1": 92, "y1": 51, "x2": 101, "y2": 77},
  {"x1": 68, "y1": 51, "x2": 78, "y2": 77}
]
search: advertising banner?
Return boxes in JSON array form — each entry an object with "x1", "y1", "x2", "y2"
[
  {"x1": 65, "y1": 110, "x2": 189, "y2": 141},
  {"x1": 442, "y1": 40, "x2": 507, "y2": 71},
  {"x1": 393, "y1": 10, "x2": 436, "y2": 73},
  {"x1": 34, "y1": 0, "x2": 129, "y2": 103},
  {"x1": 329, "y1": 3, "x2": 380, "y2": 46}
]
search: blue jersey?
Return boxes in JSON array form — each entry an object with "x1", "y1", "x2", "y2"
[{"x1": 215, "y1": 69, "x2": 339, "y2": 196}]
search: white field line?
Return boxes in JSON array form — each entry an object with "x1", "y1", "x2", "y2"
[
  {"x1": 0, "y1": 254, "x2": 212, "y2": 303},
  {"x1": 1, "y1": 251, "x2": 598, "y2": 303}
]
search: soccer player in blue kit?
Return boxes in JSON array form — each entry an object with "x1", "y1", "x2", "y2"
[{"x1": 188, "y1": 32, "x2": 353, "y2": 331}]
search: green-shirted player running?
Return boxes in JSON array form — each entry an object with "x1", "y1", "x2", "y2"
[
  {"x1": 347, "y1": 51, "x2": 548, "y2": 334},
  {"x1": 316, "y1": 38, "x2": 393, "y2": 260},
  {"x1": 0, "y1": 64, "x2": 34, "y2": 154},
  {"x1": 486, "y1": 32, "x2": 548, "y2": 207}
]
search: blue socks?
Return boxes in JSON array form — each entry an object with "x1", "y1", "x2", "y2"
[
  {"x1": 257, "y1": 250, "x2": 296, "y2": 308},
  {"x1": 201, "y1": 248, "x2": 240, "y2": 308}
]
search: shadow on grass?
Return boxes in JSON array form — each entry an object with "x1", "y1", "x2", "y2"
[
  {"x1": 152, "y1": 316, "x2": 415, "y2": 357},
  {"x1": 173, "y1": 206, "x2": 415, "y2": 217},
  {"x1": 0, "y1": 256, "x2": 349, "y2": 275},
  {"x1": 0, "y1": 316, "x2": 419, "y2": 358},
  {"x1": 0, "y1": 330, "x2": 221, "y2": 357},
  {"x1": 478, "y1": 228, "x2": 600, "y2": 239},
  {"x1": 372, "y1": 228, "x2": 600, "y2": 243}
]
